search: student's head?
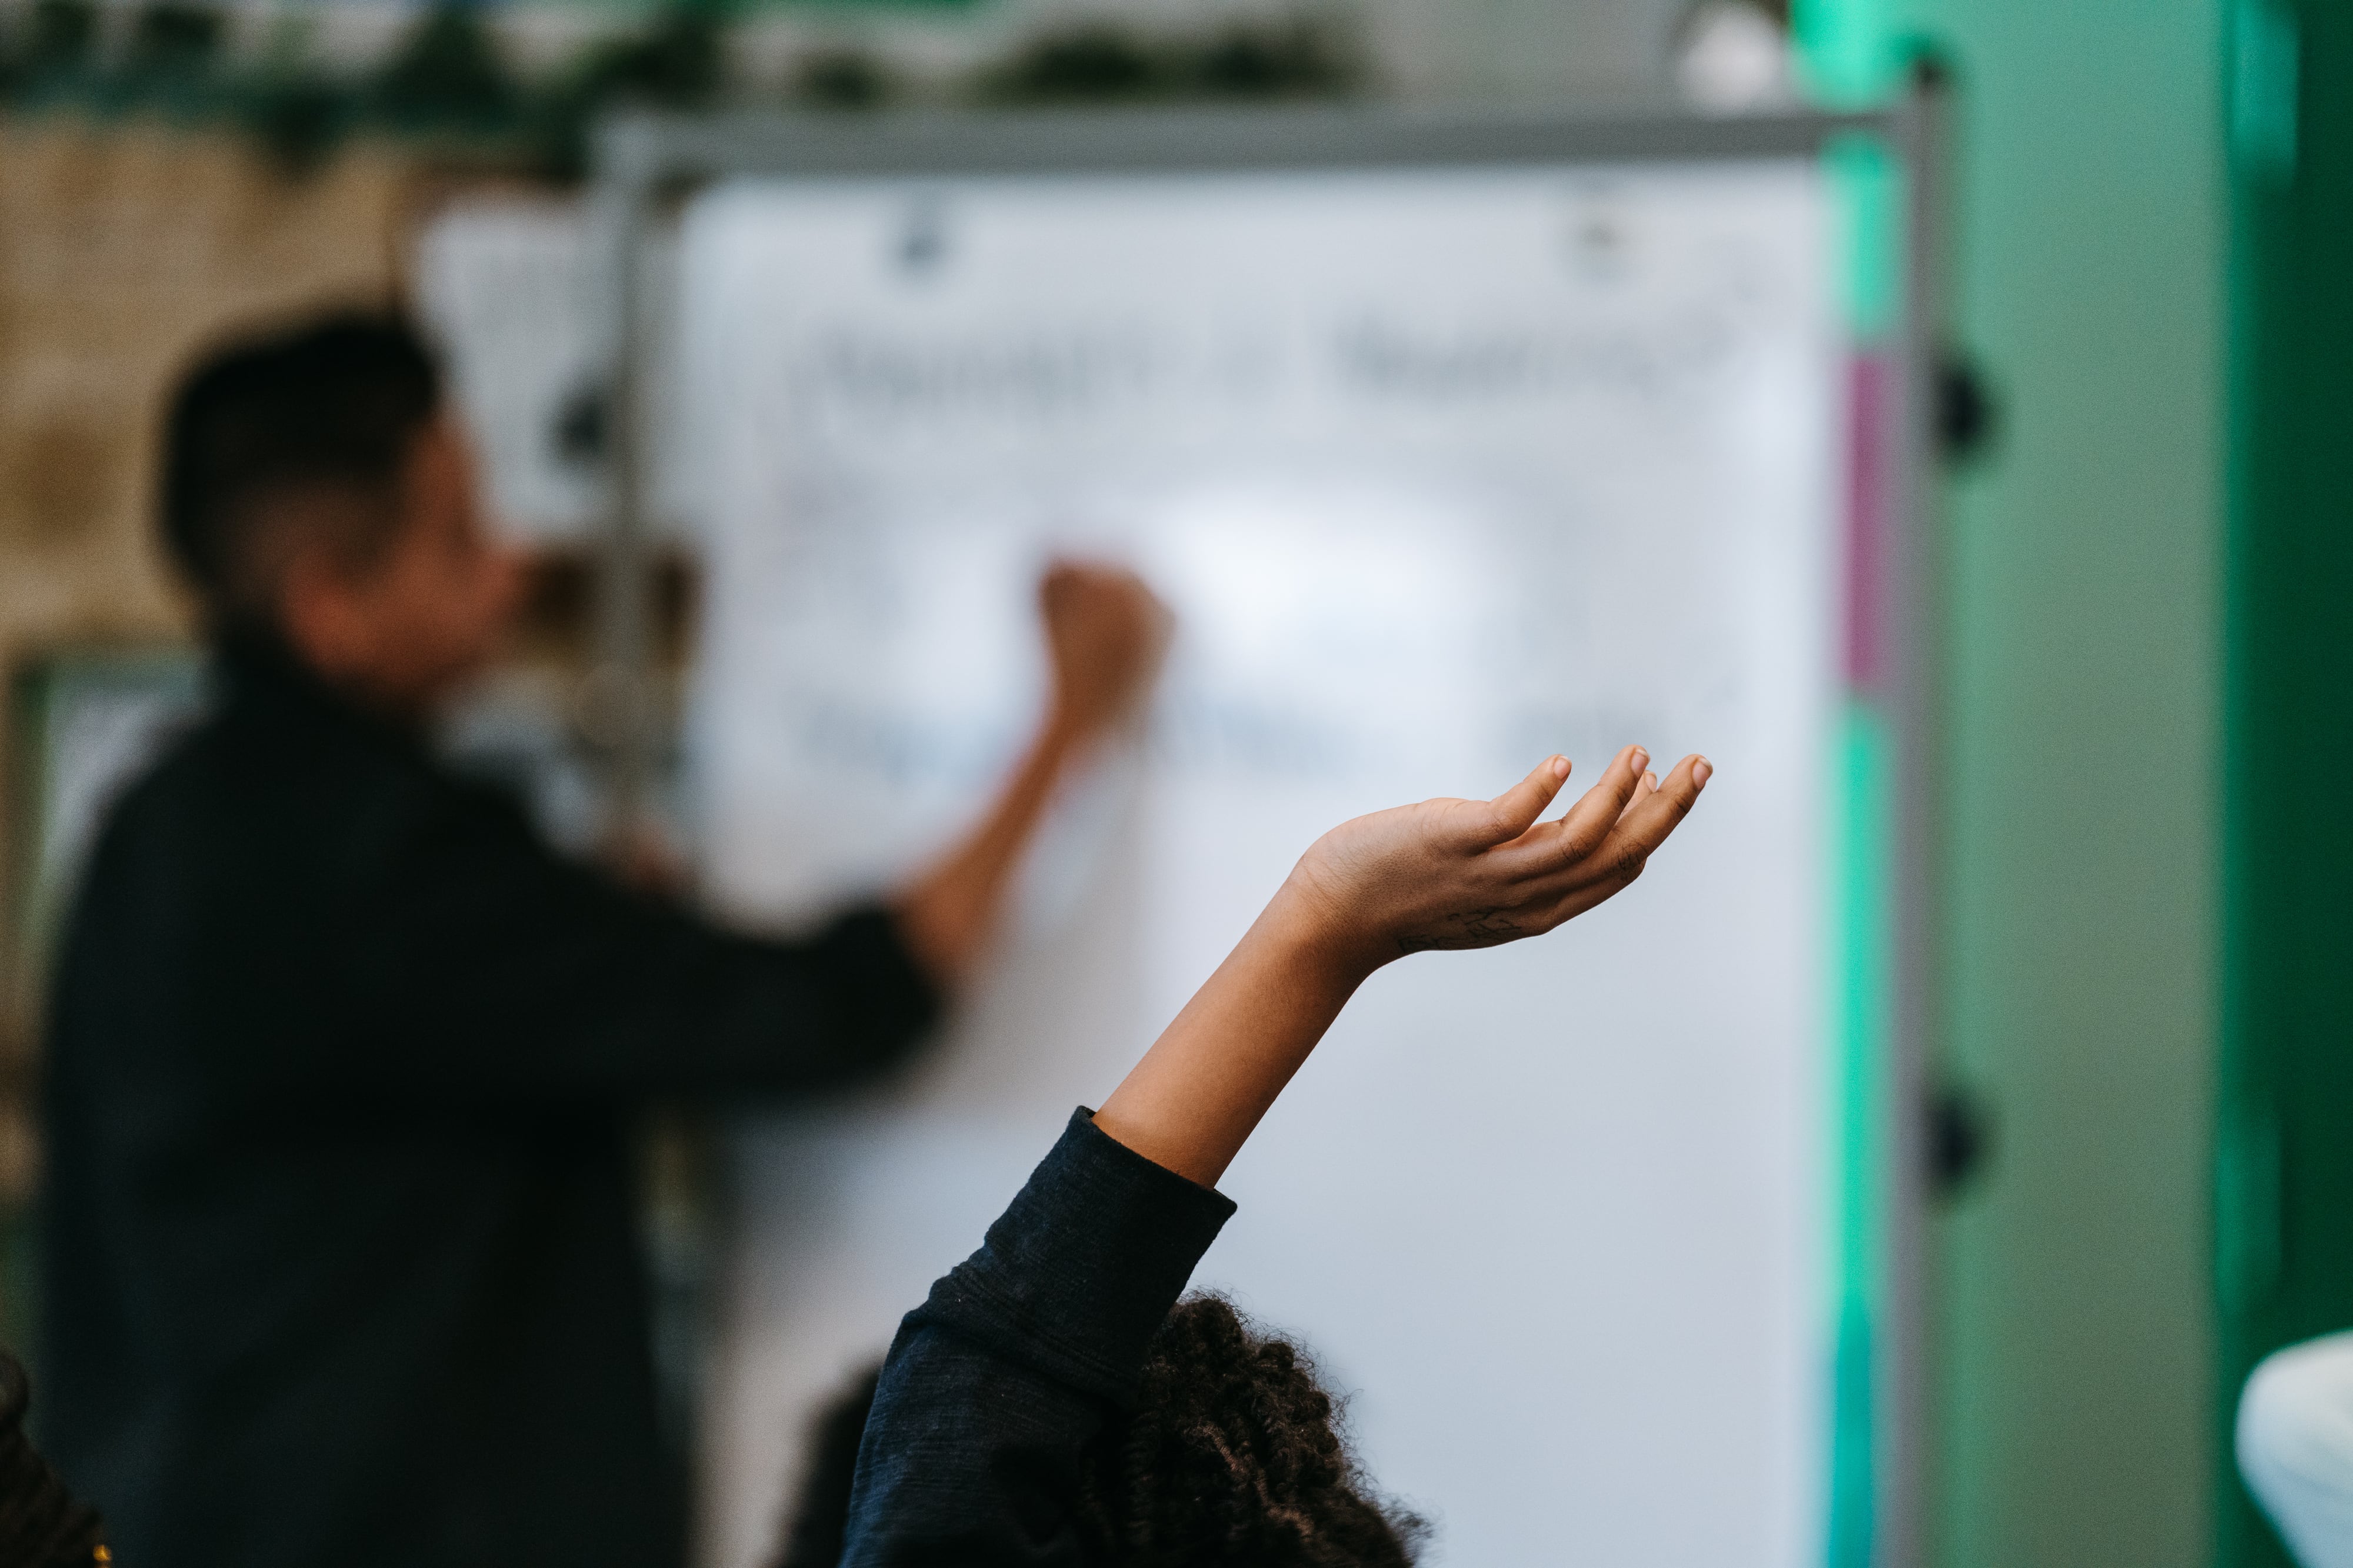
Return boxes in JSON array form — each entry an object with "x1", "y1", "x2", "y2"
[
  {"x1": 161, "y1": 313, "x2": 524, "y2": 714},
  {"x1": 1079, "y1": 1296, "x2": 1424, "y2": 1565},
  {"x1": 780, "y1": 1300, "x2": 1422, "y2": 1568}
]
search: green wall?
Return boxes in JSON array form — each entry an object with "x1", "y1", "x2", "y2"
[
  {"x1": 2218, "y1": 2, "x2": 2353, "y2": 1564},
  {"x1": 1861, "y1": 2, "x2": 2228, "y2": 1565}
]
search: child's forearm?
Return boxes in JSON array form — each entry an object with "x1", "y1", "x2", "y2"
[{"x1": 1092, "y1": 882, "x2": 1368, "y2": 1187}]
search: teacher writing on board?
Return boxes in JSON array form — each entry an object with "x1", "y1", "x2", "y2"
[{"x1": 37, "y1": 313, "x2": 1164, "y2": 1568}]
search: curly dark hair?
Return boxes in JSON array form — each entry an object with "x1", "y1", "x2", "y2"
[
  {"x1": 0, "y1": 1352, "x2": 108, "y2": 1566},
  {"x1": 775, "y1": 1299, "x2": 1422, "y2": 1568},
  {"x1": 1076, "y1": 1295, "x2": 1425, "y2": 1567}
]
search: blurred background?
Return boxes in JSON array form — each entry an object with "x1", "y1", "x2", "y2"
[{"x1": 0, "y1": 0, "x2": 2337, "y2": 1565}]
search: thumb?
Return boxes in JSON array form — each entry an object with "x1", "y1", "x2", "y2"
[{"x1": 1478, "y1": 755, "x2": 1572, "y2": 845}]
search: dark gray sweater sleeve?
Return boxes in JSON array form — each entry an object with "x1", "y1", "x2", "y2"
[
  {"x1": 841, "y1": 1109, "x2": 1237, "y2": 1566},
  {"x1": 345, "y1": 772, "x2": 942, "y2": 1103}
]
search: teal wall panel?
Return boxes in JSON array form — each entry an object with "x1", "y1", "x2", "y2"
[
  {"x1": 1798, "y1": 0, "x2": 2227, "y2": 1563},
  {"x1": 1921, "y1": 6, "x2": 2224, "y2": 1566}
]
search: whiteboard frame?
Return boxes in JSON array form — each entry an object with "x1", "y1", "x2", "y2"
[{"x1": 585, "y1": 84, "x2": 1947, "y2": 1568}]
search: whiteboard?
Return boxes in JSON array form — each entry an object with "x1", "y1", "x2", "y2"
[{"x1": 680, "y1": 164, "x2": 1842, "y2": 1567}]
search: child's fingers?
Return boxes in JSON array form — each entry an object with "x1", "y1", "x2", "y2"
[
  {"x1": 1620, "y1": 769, "x2": 1659, "y2": 824},
  {"x1": 1509, "y1": 744, "x2": 1647, "y2": 868},
  {"x1": 1473, "y1": 755, "x2": 1574, "y2": 845},
  {"x1": 1588, "y1": 753, "x2": 1710, "y2": 881},
  {"x1": 1528, "y1": 755, "x2": 1709, "y2": 923}
]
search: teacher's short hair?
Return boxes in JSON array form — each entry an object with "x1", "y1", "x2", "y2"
[{"x1": 160, "y1": 313, "x2": 442, "y2": 633}]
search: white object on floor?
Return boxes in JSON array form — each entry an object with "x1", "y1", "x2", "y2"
[{"x1": 2241, "y1": 1331, "x2": 2353, "y2": 1568}]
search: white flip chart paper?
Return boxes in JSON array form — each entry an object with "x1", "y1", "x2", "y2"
[
  {"x1": 681, "y1": 162, "x2": 1841, "y2": 1567},
  {"x1": 414, "y1": 202, "x2": 691, "y2": 541}
]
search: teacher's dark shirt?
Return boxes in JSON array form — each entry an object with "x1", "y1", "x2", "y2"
[{"x1": 40, "y1": 642, "x2": 940, "y2": 1568}]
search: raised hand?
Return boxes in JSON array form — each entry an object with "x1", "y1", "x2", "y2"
[
  {"x1": 1094, "y1": 746, "x2": 1711, "y2": 1186},
  {"x1": 1038, "y1": 561, "x2": 1168, "y2": 741},
  {"x1": 1285, "y1": 746, "x2": 1712, "y2": 972}
]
